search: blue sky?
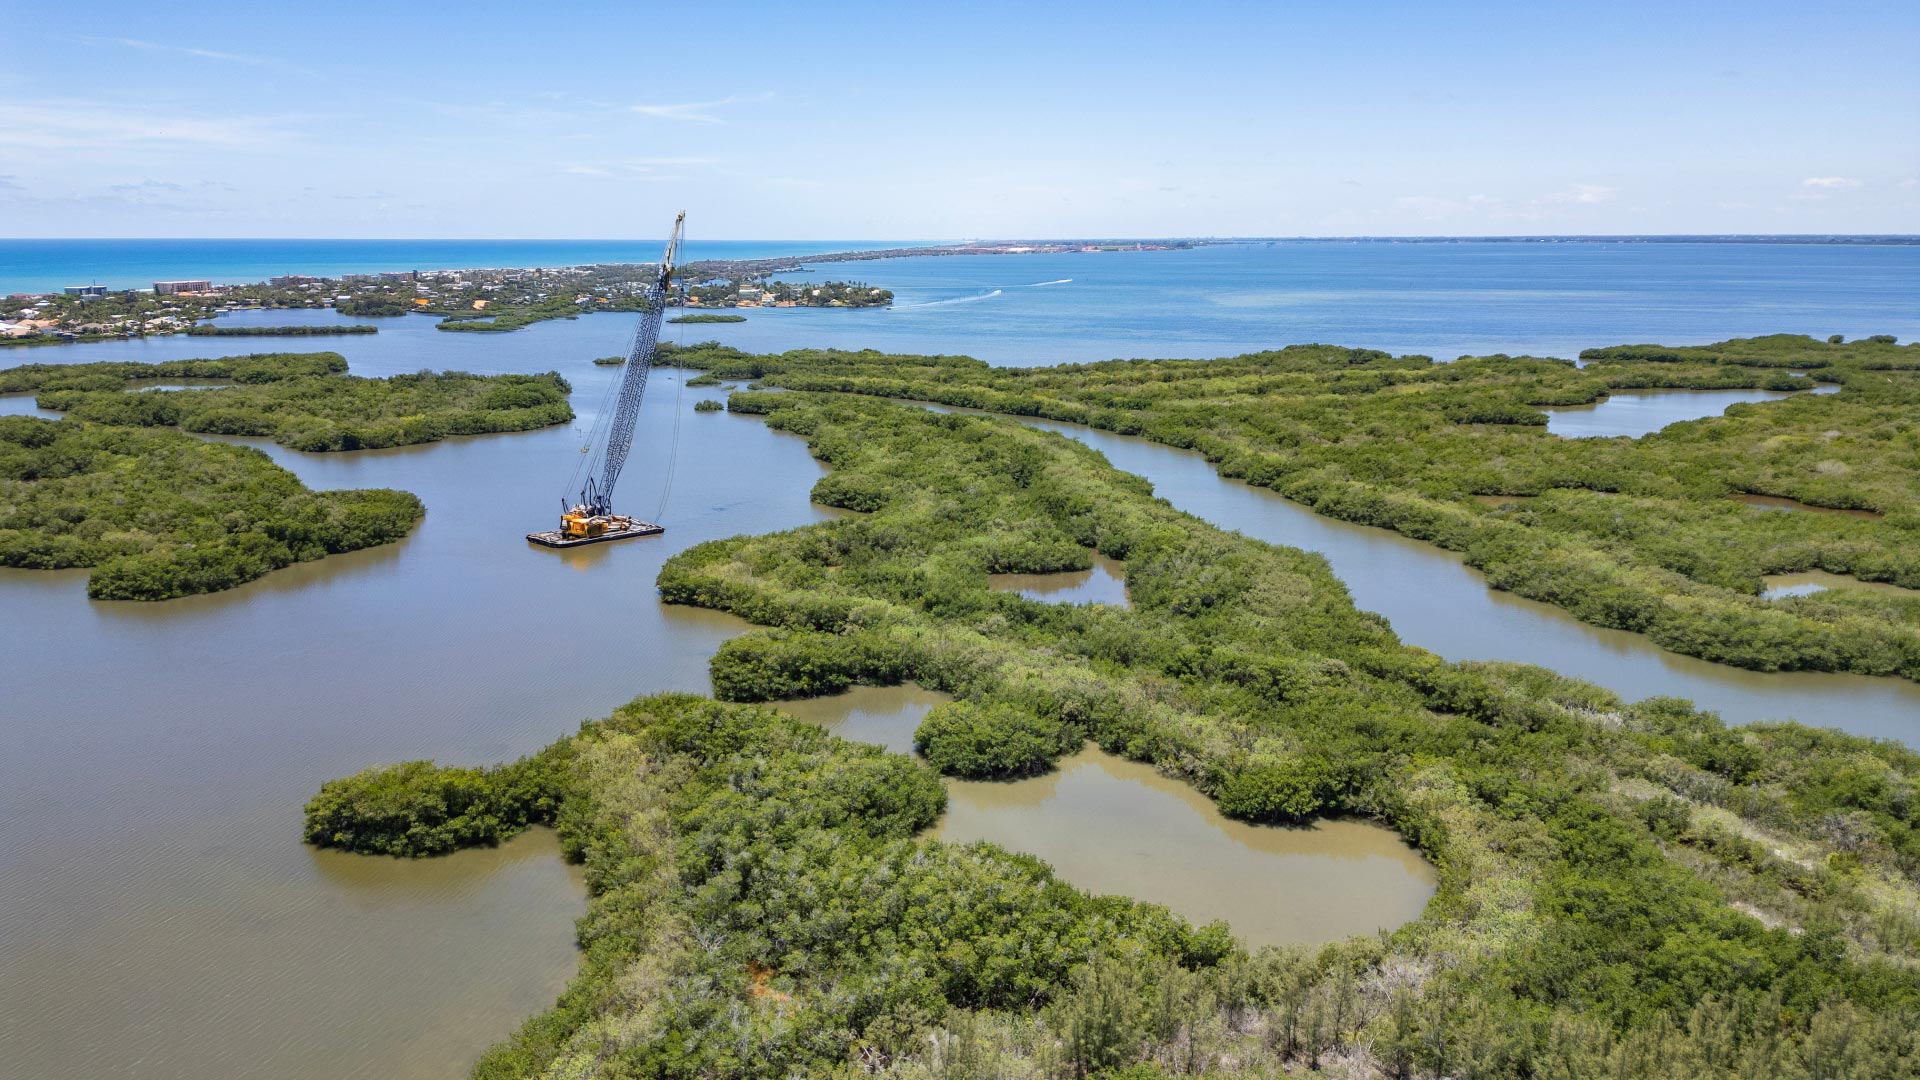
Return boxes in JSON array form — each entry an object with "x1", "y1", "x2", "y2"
[{"x1": 3, "y1": 1, "x2": 1916, "y2": 238}]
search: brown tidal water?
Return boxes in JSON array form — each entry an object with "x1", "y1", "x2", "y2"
[
  {"x1": 1, "y1": 348, "x2": 843, "y2": 1079},
  {"x1": 1763, "y1": 570, "x2": 1920, "y2": 601},
  {"x1": 987, "y1": 552, "x2": 1131, "y2": 606},
  {"x1": 776, "y1": 686, "x2": 1438, "y2": 948}
]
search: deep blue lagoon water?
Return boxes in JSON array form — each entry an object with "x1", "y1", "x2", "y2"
[{"x1": 688, "y1": 241, "x2": 1918, "y2": 364}]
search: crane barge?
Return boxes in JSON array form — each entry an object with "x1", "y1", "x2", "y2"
[{"x1": 527, "y1": 212, "x2": 685, "y2": 548}]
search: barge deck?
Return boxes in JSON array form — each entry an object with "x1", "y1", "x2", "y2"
[{"x1": 526, "y1": 520, "x2": 664, "y2": 548}]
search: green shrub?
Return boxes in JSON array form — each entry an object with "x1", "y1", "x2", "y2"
[
  {"x1": 914, "y1": 700, "x2": 1080, "y2": 778},
  {"x1": 302, "y1": 759, "x2": 552, "y2": 856}
]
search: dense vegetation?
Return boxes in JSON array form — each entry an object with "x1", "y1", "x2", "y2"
[
  {"x1": 333, "y1": 294, "x2": 417, "y2": 317},
  {"x1": 684, "y1": 279, "x2": 894, "y2": 308},
  {"x1": 693, "y1": 398, "x2": 724, "y2": 413},
  {"x1": 1, "y1": 352, "x2": 573, "y2": 451},
  {"x1": 185, "y1": 323, "x2": 378, "y2": 336},
  {"x1": 914, "y1": 699, "x2": 1081, "y2": 777},
  {"x1": 655, "y1": 336, "x2": 1920, "y2": 684},
  {"x1": 669, "y1": 313, "x2": 747, "y2": 324},
  {"x1": 0, "y1": 415, "x2": 421, "y2": 599},
  {"x1": 591, "y1": 355, "x2": 626, "y2": 365},
  {"x1": 317, "y1": 393, "x2": 1920, "y2": 1078}
]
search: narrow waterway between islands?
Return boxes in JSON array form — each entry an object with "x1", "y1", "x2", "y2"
[{"x1": 912, "y1": 404, "x2": 1920, "y2": 743}]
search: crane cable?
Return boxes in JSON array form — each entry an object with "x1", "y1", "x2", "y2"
[{"x1": 563, "y1": 340, "x2": 625, "y2": 506}]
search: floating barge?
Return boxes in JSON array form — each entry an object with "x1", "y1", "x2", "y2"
[{"x1": 526, "y1": 517, "x2": 664, "y2": 548}]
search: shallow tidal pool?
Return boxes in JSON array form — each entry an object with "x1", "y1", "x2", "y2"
[{"x1": 775, "y1": 684, "x2": 1438, "y2": 948}]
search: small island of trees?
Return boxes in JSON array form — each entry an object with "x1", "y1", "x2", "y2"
[
  {"x1": 0, "y1": 415, "x2": 422, "y2": 600},
  {"x1": 186, "y1": 323, "x2": 378, "y2": 337},
  {"x1": 0, "y1": 351, "x2": 582, "y2": 599},
  {"x1": 0, "y1": 352, "x2": 574, "y2": 452}
]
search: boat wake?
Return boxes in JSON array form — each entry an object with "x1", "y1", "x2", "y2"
[
  {"x1": 905, "y1": 289, "x2": 1003, "y2": 308},
  {"x1": 1028, "y1": 278, "x2": 1072, "y2": 286}
]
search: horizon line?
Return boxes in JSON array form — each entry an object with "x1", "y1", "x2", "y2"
[{"x1": 4, "y1": 233, "x2": 1918, "y2": 243}]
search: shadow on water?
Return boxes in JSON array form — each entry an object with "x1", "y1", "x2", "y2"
[
  {"x1": 775, "y1": 685, "x2": 1438, "y2": 948},
  {"x1": 987, "y1": 552, "x2": 1131, "y2": 607}
]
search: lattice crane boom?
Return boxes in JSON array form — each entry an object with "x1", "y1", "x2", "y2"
[{"x1": 574, "y1": 211, "x2": 684, "y2": 517}]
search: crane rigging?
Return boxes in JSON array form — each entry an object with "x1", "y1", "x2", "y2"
[{"x1": 526, "y1": 211, "x2": 685, "y2": 548}]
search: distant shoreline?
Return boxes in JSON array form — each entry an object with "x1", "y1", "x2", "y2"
[{"x1": 7, "y1": 234, "x2": 1915, "y2": 296}]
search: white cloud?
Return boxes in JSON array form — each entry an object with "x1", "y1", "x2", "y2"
[
  {"x1": 1544, "y1": 183, "x2": 1618, "y2": 205},
  {"x1": 108, "y1": 179, "x2": 186, "y2": 192},
  {"x1": 1802, "y1": 176, "x2": 1860, "y2": 189},
  {"x1": 563, "y1": 164, "x2": 612, "y2": 176},
  {"x1": 1896, "y1": 177, "x2": 1917, "y2": 190},
  {"x1": 628, "y1": 93, "x2": 769, "y2": 124}
]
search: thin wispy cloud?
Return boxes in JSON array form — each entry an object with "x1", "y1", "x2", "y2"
[
  {"x1": 1545, "y1": 183, "x2": 1618, "y2": 205},
  {"x1": 628, "y1": 94, "x2": 769, "y2": 124},
  {"x1": 73, "y1": 35, "x2": 276, "y2": 67},
  {"x1": 563, "y1": 157, "x2": 718, "y2": 178},
  {"x1": 1802, "y1": 176, "x2": 1860, "y2": 189}
]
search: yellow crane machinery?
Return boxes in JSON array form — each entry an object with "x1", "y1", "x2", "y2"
[{"x1": 527, "y1": 213, "x2": 684, "y2": 548}]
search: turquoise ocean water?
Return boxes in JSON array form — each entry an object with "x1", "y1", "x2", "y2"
[
  {"x1": 4, "y1": 238, "x2": 1915, "y2": 364},
  {"x1": 0, "y1": 238, "x2": 928, "y2": 295}
]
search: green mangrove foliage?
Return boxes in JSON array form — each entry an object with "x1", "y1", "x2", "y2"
[
  {"x1": 308, "y1": 391, "x2": 1920, "y2": 1077},
  {"x1": 636, "y1": 393, "x2": 1920, "y2": 1078},
  {"x1": 311, "y1": 693, "x2": 1229, "y2": 1079},
  {"x1": 304, "y1": 758, "x2": 556, "y2": 856},
  {"x1": 693, "y1": 398, "x2": 724, "y2": 413},
  {"x1": 436, "y1": 295, "x2": 652, "y2": 333},
  {"x1": 914, "y1": 700, "x2": 1080, "y2": 778},
  {"x1": 186, "y1": 323, "x2": 378, "y2": 336},
  {"x1": 1, "y1": 352, "x2": 573, "y2": 451},
  {"x1": 656, "y1": 336, "x2": 1920, "y2": 683},
  {"x1": 668, "y1": 313, "x2": 747, "y2": 324},
  {"x1": 0, "y1": 415, "x2": 421, "y2": 599}
]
